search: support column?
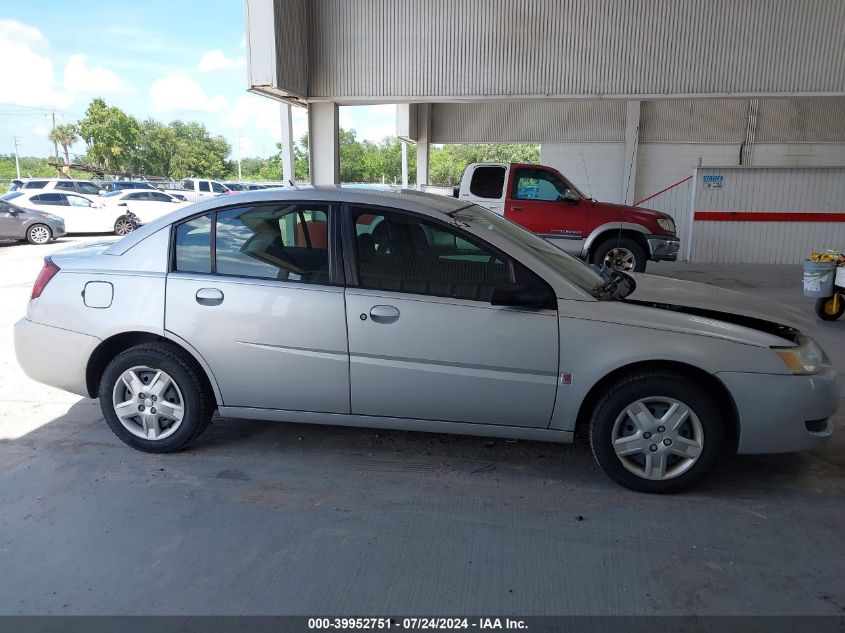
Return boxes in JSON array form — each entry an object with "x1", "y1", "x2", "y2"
[
  {"x1": 401, "y1": 141, "x2": 408, "y2": 188},
  {"x1": 279, "y1": 103, "x2": 295, "y2": 185},
  {"x1": 622, "y1": 100, "x2": 641, "y2": 205},
  {"x1": 415, "y1": 103, "x2": 430, "y2": 189},
  {"x1": 308, "y1": 101, "x2": 340, "y2": 186}
]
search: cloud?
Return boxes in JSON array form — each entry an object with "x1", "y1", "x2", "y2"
[
  {"x1": 221, "y1": 94, "x2": 281, "y2": 135},
  {"x1": 63, "y1": 54, "x2": 133, "y2": 94},
  {"x1": 359, "y1": 124, "x2": 397, "y2": 143},
  {"x1": 149, "y1": 73, "x2": 229, "y2": 113},
  {"x1": 197, "y1": 49, "x2": 243, "y2": 72},
  {"x1": 238, "y1": 35, "x2": 246, "y2": 49},
  {"x1": 0, "y1": 20, "x2": 72, "y2": 108}
]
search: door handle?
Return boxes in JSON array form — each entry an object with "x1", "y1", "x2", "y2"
[
  {"x1": 195, "y1": 288, "x2": 224, "y2": 306},
  {"x1": 369, "y1": 305, "x2": 400, "y2": 323},
  {"x1": 511, "y1": 206, "x2": 523, "y2": 212}
]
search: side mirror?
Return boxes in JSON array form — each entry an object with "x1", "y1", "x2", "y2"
[
  {"x1": 490, "y1": 285, "x2": 552, "y2": 309},
  {"x1": 563, "y1": 190, "x2": 580, "y2": 203}
]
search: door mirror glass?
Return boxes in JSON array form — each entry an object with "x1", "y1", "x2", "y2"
[{"x1": 490, "y1": 285, "x2": 552, "y2": 309}]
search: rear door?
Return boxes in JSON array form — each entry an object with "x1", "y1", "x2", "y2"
[
  {"x1": 343, "y1": 205, "x2": 559, "y2": 428},
  {"x1": 506, "y1": 167, "x2": 587, "y2": 255},
  {"x1": 165, "y1": 201, "x2": 350, "y2": 412}
]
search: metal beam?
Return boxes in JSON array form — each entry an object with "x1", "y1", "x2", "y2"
[{"x1": 308, "y1": 101, "x2": 339, "y2": 185}]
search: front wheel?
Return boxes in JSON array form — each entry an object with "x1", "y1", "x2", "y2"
[
  {"x1": 589, "y1": 372, "x2": 724, "y2": 493},
  {"x1": 26, "y1": 224, "x2": 52, "y2": 245},
  {"x1": 590, "y1": 237, "x2": 647, "y2": 273},
  {"x1": 815, "y1": 293, "x2": 844, "y2": 321},
  {"x1": 114, "y1": 216, "x2": 135, "y2": 236},
  {"x1": 99, "y1": 342, "x2": 214, "y2": 453}
]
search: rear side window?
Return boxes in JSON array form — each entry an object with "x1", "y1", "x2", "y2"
[
  {"x1": 174, "y1": 214, "x2": 212, "y2": 274},
  {"x1": 469, "y1": 167, "x2": 506, "y2": 199},
  {"x1": 199, "y1": 181, "x2": 210, "y2": 192},
  {"x1": 55, "y1": 181, "x2": 75, "y2": 191},
  {"x1": 211, "y1": 182, "x2": 226, "y2": 193},
  {"x1": 31, "y1": 193, "x2": 63, "y2": 205},
  {"x1": 24, "y1": 180, "x2": 48, "y2": 190},
  {"x1": 125, "y1": 192, "x2": 148, "y2": 200},
  {"x1": 215, "y1": 204, "x2": 330, "y2": 283}
]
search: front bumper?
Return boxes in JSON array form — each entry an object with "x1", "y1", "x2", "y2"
[
  {"x1": 646, "y1": 234, "x2": 680, "y2": 261},
  {"x1": 718, "y1": 368, "x2": 840, "y2": 454},
  {"x1": 14, "y1": 318, "x2": 100, "y2": 398}
]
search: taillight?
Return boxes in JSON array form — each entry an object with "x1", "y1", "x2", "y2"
[{"x1": 31, "y1": 259, "x2": 60, "y2": 300}]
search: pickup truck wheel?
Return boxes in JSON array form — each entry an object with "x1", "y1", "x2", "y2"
[
  {"x1": 26, "y1": 224, "x2": 52, "y2": 244},
  {"x1": 589, "y1": 372, "x2": 724, "y2": 493},
  {"x1": 99, "y1": 342, "x2": 214, "y2": 453},
  {"x1": 591, "y1": 237, "x2": 646, "y2": 273}
]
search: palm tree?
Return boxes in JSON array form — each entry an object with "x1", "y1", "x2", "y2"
[{"x1": 49, "y1": 123, "x2": 79, "y2": 165}]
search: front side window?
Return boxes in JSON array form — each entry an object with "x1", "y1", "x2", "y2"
[
  {"x1": 66, "y1": 195, "x2": 92, "y2": 207},
  {"x1": 150, "y1": 192, "x2": 172, "y2": 202},
  {"x1": 174, "y1": 214, "x2": 212, "y2": 274},
  {"x1": 76, "y1": 182, "x2": 101, "y2": 195},
  {"x1": 215, "y1": 204, "x2": 330, "y2": 283},
  {"x1": 512, "y1": 169, "x2": 569, "y2": 202},
  {"x1": 211, "y1": 182, "x2": 226, "y2": 193},
  {"x1": 352, "y1": 207, "x2": 547, "y2": 302}
]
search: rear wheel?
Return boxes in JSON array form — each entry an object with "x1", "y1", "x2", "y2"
[
  {"x1": 589, "y1": 372, "x2": 724, "y2": 493},
  {"x1": 26, "y1": 224, "x2": 52, "y2": 245},
  {"x1": 815, "y1": 293, "x2": 844, "y2": 321},
  {"x1": 114, "y1": 216, "x2": 135, "y2": 236},
  {"x1": 590, "y1": 237, "x2": 647, "y2": 273},
  {"x1": 99, "y1": 343, "x2": 214, "y2": 453}
]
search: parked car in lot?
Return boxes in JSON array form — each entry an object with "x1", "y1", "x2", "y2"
[
  {"x1": 165, "y1": 178, "x2": 229, "y2": 202},
  {"x1": 13, "y1": 189, "x2": 838, "y2": 493},
  {"x1": 8, "y1": 191, "x2": 139, "y2": 235},
  {"x1": 9, "y1": 178, "x2": 103, "y2": 196},
  {"x1": 98, "y1": 181, "x2": 157, "y2": 194},
  {"x1": 455, "y1": 163, "x2": 680, "y2": 272},
  {"x1": 99, "y1": 189, "x2": 187, "y2": 225},
  {"x1": 0, "y1": 198, "x2": 66, "y2": 244}
]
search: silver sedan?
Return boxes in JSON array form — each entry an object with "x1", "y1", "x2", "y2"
[{"x1": 14, "y1": 188, "x2": 840, "y2": 492}]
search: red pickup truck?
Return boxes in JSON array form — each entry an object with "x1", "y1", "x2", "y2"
[{"x1": 454, "y1": 162, "x2": 680, "y2": 272}]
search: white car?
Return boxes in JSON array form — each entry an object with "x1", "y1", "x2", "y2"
[
  {"x1": 9, "y1": 191, "x2": 139, "y2": 236},
  {"x1": 99, "y1": 190, "x2": 188, "y2": 225},
  {"x1": 9, "y1": 178, "x2": 104, "y2": 197}
]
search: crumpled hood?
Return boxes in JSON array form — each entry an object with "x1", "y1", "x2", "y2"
[{"x1": 626, "y1": 273, "x2": 812, "y2": 333}]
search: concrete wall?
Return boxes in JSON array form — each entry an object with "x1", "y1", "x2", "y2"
[{"x1": 540, "y1": 143, "x2": 626, "y2": 204}]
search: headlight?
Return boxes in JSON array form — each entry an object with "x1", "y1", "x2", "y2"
[
  {"x1": 773, "y1": 336, "x2": 827, "y2": 374},
  {"x1": 47, "y1": 214, "x2": 64, "y2": 223},
  {"x1": 656, "y1": 218, "x2": 676, "y2": 234}
]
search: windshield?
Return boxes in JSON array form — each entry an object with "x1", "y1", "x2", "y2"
[
  {"x1": 101, "y1": 190, "x2": 124, "y2": 198},
  {"x1": 453, "y1": 204, "x2": 604, "y2": 295}
]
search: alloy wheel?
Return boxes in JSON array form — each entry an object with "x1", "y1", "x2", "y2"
[
  {"x1": 114, "y1": 218, "x2": 135, "y2": 236},
  {"x1": 28, "y1": 225, "x2": 51, "y2": 244},
  {"x1": 112, "y1": 365, "x2": 185, "y2": 440},
  {"x1": 602, "y1": 247, "x2": 637, "y2": 271},
  {"x1": 611, "y1": 397, "x2": 704, "y2": 481}
]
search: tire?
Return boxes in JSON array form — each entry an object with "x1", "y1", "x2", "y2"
[
  {"x1": 99, "y1": 342, "x2": 214, "y2": 453},
  {"x1": 590, "y1": 236, "x2": 647, "y2": 273},
  {"x1": 26, "y1": 224, "x2": 52, "y2": 245},
  {"x1": 815, "y1": 293, "x2": 844, "y2": 321},
  {"x1": 589, "y1": 371, "x2": 724, "y2": 493},
  {"x1": 114, "y1": 216, "x2": 135, "y2": 236}
]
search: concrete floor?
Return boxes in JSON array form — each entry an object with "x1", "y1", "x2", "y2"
[{"x1": 0, "y1": 238, "x2": 843, "y2": 615}]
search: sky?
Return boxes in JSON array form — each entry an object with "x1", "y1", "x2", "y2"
[{"x1": 0, "y1": 1, "x2": 397, "y2": 162}]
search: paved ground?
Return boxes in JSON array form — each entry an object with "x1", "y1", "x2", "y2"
[{"x1": 0, "y1": 237, "x2": 843, "y2": 615}]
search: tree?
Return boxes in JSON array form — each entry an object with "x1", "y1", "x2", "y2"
[
  {"x1": 49, "y1": 123, "x2": 78, "y2": 165},
  {"x1": 77, "y1": 98, "x2": 140, "y2": 171}
]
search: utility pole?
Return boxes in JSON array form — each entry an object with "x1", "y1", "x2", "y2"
[
  {"x1": 50, "y1": 112, "x2": 61, "y2": 176},
  {"x1": 237, "y1": 134, "x2": 243, "y2": 180},
  {"x1": 13, "y1": 137, "x2": 21, "y2": 179}
]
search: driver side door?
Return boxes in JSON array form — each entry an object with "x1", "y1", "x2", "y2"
[{"x1": 506, "y1": 167, "x2": 588, "y2": 254}]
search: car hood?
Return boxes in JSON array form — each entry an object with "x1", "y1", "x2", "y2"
[{"x1": 625, "y1": 273, "x2": 812, "y2": 334}]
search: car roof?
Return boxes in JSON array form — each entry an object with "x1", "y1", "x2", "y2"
[{"x1": 108, "y1": 186, "x2": 472, "y2": 255}]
